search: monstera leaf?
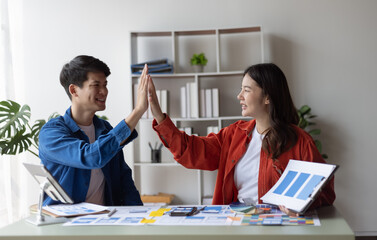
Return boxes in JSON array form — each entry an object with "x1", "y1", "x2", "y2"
[
  {"x1": 30, "y1": 112, "x2": 60, "y2": 146},
  {"x1": 0, "y1": 99, "x2": 107, "y2": 158},
  {"x1": 0, "y1": 100, "x2": 31, "y2": 138},
  {"x1": 0, "y1": 126, "x2": 33, "y2": 155},
  {"x1": 0, "y1": 100, "x2": 61, "y2": 157}
]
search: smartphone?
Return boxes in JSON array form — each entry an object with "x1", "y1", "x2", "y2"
[{"x1": 169, "y1": 207, "x2": 197, "y2": 216}]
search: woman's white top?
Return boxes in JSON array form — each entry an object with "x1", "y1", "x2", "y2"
[{"x1": 234, "y1": 126, "x2": 263, "y2": 204}]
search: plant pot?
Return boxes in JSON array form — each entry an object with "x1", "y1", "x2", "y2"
[{"x1": 192, "y1": 65, "x2": 204, "y2": 73}]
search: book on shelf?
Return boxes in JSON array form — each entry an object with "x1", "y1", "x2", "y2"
[
  {"x1": 182, "y1": 82, "x2": 198, "y2": 118},
  {"x1": 190, "y1": 83, "x2": 198, "y2": 118},
  {"x1": 205, "y1": 89, "x2": 212, "y2": 118},
  {"x1": 200, "y1": 89, "x2": 206, "y2": 117},
  {"x1": 180, "y1": 86, "x2": 187, "y2": 118},
  {"x1": 132, "y1": 58, "x2": 169, "y2": 66},
  {"x1": 180, "y1": 86, "x2": 219, "y2": 119},
  {"x1": 185, "y1": 84, "x2": 191, "y2": 118},
  {"x1": 160, "y1": 90, "x2": 168, "y2": 114},
  {"x1": 131, "y1": 58, "x2": 173, "y2": 74},
  {"x1": 212, "y1": 88, "x2": 219, "y2": 117}
]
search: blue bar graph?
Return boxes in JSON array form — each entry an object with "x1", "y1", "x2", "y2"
[
  {"x1": 273, "y1": 171, "x2": 298, "y2": 195},
  {"x1": 296, "y1": 175, "x2": 324, "y2": 200},
  {"x1": 285, "y1": 173, "x2": 310, "y2": 197}
]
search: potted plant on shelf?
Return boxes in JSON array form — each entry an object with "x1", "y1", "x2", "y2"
[{"x1": 190, "y1": 52, "x2": 208, "y2": 73}]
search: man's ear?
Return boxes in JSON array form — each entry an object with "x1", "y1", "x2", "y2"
[{"x1": 69, "y1": 84, "x2": 78, "y2": 98}]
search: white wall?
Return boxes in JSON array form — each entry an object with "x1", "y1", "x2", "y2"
[{"x1": 20, "y1": 0, "x2": 377, "y2": 234}]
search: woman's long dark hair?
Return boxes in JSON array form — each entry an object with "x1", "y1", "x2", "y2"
[{"x1": 244, "y1": 63, "x2": 299, "y2": 160}]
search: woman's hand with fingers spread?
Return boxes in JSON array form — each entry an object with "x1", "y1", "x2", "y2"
[{"x1": 147, "y1": 75, "x2": 165, "y2": 123}]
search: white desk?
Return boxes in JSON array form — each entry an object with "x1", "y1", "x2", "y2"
[{"x1": 0, "y1": 206, "x2": 354, "y2": 240}]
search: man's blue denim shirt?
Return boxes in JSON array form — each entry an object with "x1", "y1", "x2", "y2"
[{"x1": 39, "y1": 107, "x2": 142, "y2": 206}]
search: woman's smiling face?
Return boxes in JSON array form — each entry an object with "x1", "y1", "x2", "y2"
[{"x1": 237, "y1": 74, "x2": 269, "y2": 119}]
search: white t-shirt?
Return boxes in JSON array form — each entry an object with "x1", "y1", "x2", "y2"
[
  {"x1": 234, "y1": 126, "x2": 263, "y2": 204},
  {"x1": 78, "y1": 123, "x2": 105, "y2": 205}
]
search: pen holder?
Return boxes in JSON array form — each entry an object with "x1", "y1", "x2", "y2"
[{"x1": 151, "y1": 149, "x2": 161, "y2": 163}]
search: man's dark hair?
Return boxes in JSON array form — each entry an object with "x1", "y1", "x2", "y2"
[{"x1": 60, "y1": 55, "x2": 111, "y2": 100}]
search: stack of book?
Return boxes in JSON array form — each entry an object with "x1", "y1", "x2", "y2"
[
  {"x1": 180, "y1": 86, "x2": 219, "y2": 119},
  {"x1": 200, "y1": 88, "x2": 219, "y2": 118},
  {"x1": 131, "y1": 58, "x2": 173, "y2": 74}
]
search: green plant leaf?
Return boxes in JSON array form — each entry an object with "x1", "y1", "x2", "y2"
[
  {"x1": 314, "y1": 139, "x2": 322, "y2": 153},
  {"x1": 298, "y1": 118, "x2": 308, "y2": 129},
  {"x1": 48, "y1": 112, "x2": 60, "y2": 121},
  {"x1": 309, "y1": 129, "x2": 321, "y2": 136},
  {"x1": 190, "y1": 52, "x2": 207, "y2": 66},
  {"x1": 31, "y1": 119, "x2": 46, "y2": 146},
  {"x1": 0, "y1": 100, "x2": 31, "y2": 138},
  {"x1": 298, "y1": 105, "x2": 311, "y2": 116},
  {"x1": 297, "y1": 105, "x2": 328, "y2": 158},
  {"x1": 97, "y1": 115, "x2": 108, "y2": 121},
  {"x1": 0, "y1": 126, "x2": 32, "y2": 155}
]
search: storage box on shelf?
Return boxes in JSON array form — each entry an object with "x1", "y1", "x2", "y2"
[{"x1": 130, "y1": 27, "x2": 263, "y2": 205}]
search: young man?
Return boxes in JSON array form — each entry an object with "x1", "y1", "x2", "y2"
[{"x1": 39, "y1": 55, "x2": 151, "y2": 206}]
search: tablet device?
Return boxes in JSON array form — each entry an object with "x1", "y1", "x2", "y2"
[{"x1": 23, "y1": 163, "x2": 73, "y2": 204}]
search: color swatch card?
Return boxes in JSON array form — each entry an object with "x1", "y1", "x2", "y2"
[
  {"x1": 261, "y1": 160, "x2": 338, "y2": 214},
  {"x1": 242, "y1": 213, "x2": 319, "y2": 226}
]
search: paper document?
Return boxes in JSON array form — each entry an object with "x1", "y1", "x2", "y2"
[
  {"x1": 63, "y1": 206, "x2": 162, "y2": 226},
  {"x1": 261, "y1": 159, "x2": 338, "y2": 214},
  {"x1": 43, "y1": 202, "x2": 109, "y2": 217}
]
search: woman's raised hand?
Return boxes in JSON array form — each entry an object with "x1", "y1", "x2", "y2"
[{"x1": 147, "y1": 74, "x2": 165, "y2": 123}]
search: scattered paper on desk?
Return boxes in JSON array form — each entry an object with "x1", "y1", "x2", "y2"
[
  {"x1": 43, "y1": 202, "x2": 108, "y2": 217},
  {"x1": 63, "y1": 205, "x2": 320, "y2": 226},
  {"x1": 64, "y1": 216, "x2": 145, "y2": 226}
]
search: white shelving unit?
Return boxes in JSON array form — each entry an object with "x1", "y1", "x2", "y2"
[{"x1": 129, "y1": 27, "x2": 264, "y2": 205}]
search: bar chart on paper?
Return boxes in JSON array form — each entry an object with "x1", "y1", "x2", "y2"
[
  {"x1": 261, "y1": 160, "x2": 338, "y2": 213},
  {"x1": 273, "y1": 171, "x2": 325, "y2": 200}
]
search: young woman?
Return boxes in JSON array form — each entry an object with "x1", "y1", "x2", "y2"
[{"x1": 148, "y1": 63, "x2": 335, "y2": 215}]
